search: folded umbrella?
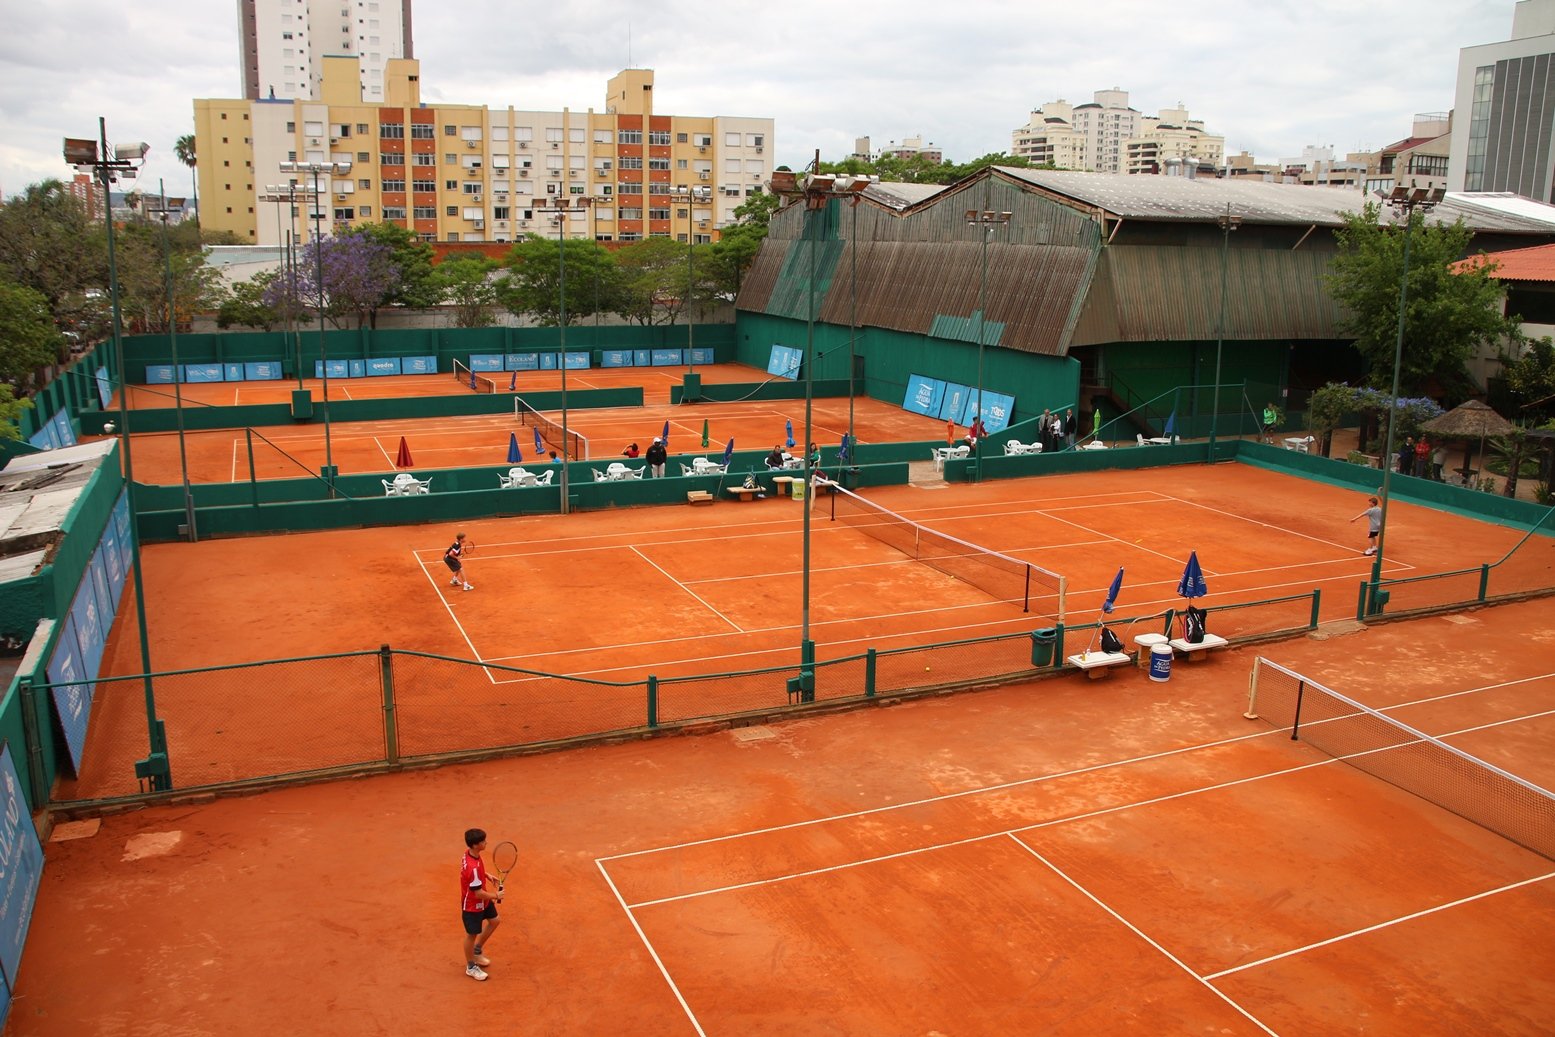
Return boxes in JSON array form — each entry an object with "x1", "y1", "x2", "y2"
[{"x1": 507, "y1": 432, "x2": 521, "y2": 464}]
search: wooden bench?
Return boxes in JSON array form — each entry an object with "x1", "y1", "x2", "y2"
[
  {"x1": 1066, "y1": 651, "x2": 1133, "y2": 679},
  {"x1": 1168, "y1": 633, "x2": 1230, "y2": 660},
  {"x1": 686, "y1": 490, "x2": 714, "y2": 505},
  {"x1": 725, "y1": 486, "x2": 764, "y2": 502}
]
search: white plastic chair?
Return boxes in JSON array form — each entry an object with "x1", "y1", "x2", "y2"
[
  {"x1": 1136, "y1": 433, "x2": 1147, "y2": 447},
  {"x1": 532, "y1": 469, "x2": 554, "y2": 486},
  {"x1": 382, "y1": 479, "x2": 401, "y2": 496},
  {"x1": 592, "y1": 468, "x2": 608, "y2": 482}
]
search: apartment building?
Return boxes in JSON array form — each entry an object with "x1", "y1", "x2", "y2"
[
  {"x1": 193, "y1": 62, "x2": 774, "y2": 246},
  {"x1": 1364, "y1": 113, "x2": 1451, "y2": 197},
  {"x1": 1010, "y1": 89, "x2": 1141, "y2": 173},
  {"x1": 237, "y1": 0, "x2": 414, "y2": 103},
  {"x1": 1124, "y1": 104, "x2": 1224, "y2": 175},
  {"x1": 1450, "y1": 0, "x2": 1555, "y2": 200}
]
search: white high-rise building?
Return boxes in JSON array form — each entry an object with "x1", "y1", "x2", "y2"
[
  {"x1": 237, "y1": 0, "x2": 414, "y2": 102},
  {"x1": 1011, "y1": 89, "x2": 1142, "y2": 173}
]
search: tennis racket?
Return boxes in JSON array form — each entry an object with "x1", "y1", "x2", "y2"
[{"x1": 490, "y1": 840, "x2": 518, "y2": 895}]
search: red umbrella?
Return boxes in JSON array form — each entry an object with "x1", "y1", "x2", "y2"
[{"x1": 395, "y1": 436, "x2": 413, "y2": 468}]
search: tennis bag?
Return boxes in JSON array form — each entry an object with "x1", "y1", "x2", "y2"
[
  {"x1": 1183, "y1": 606, "x2": 1207, "y2": 644},
  {"x1": 1100, "y1": 626, "x2": 1124, "y2": 654}
]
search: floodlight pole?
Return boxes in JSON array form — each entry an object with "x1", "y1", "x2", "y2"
[
  {"x1": 966, "y1": 205, "x2": 1012, "y2": 477},
  {"x1": 1368, "y1": 184, "x2": 1445, "y2": 613},
  {"x1": 262, "y1": 183, "x2": 318, "y2": 388},
  {"x1": 67, "y1": 119, "x2": 169, "y2": 790},
  {"x1": 1209, "y1": 204, "x2": 1241, "y2": 460},
  {"x1": 680, "y1": 187, "x2": 697, "y2": 373},
  {"x1": 279, "y1": 160, "x2": 351, "y2": 497},
  {"x1": 148, "y1": 181, "x2": 197, "y2": 542}
]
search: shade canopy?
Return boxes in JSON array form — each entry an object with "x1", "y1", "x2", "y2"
[{"x1": 1420, "y1": 400, "x2": 1513, "y2": 440}]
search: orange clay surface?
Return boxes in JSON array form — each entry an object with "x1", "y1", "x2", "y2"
[
  {"x1": 13, "y1": 595, "x2": 1555, "y2": 1036},
  {"x1": 115, "y1": 366, "x2": 955, "y2": 484},
  {"x1": 59, "y1": 462, "x2": 1555, "y2": 803}
]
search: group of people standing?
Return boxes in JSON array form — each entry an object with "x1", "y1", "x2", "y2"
[
  {"x1": 1397, "y1": 435, "x2": 1449, "y2": 481},
  {"x1": 1035, "y1": 408, "x2": 1078, "y2": 453}
]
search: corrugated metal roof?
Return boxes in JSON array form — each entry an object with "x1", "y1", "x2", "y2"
[
  {"x1": 1454, "y1": 241, "x2": 1555, "y2": 282},
  {"x1": 1, "y1": 440, "x2": 113, "y2": 565}
]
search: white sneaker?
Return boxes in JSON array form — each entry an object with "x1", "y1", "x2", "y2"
[
  {"x1": 466, "y1": 963, "x2": 488, "y2": 981},
  {"x1": 450, "y1": 578, "x2": 459, "y2": 586},
  {"x1": 1364, "y1": 547, "x2": 1376, "y2": 555},
  {"x1": 463, "y1": 584, "x2": 474, "y2": 591}
]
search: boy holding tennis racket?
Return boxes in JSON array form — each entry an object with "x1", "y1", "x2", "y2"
[
  {"x1": 443, "y1": 532, "x2": 474, "y2": 592},
  {"x1": 460, "y1": 828, "x2": 503, "y2": 981}
]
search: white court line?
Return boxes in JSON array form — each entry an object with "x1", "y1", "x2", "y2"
[
  {"x1": 1012, "y1": 838, "x2": 1279, "y2": 1035},
  {"x1": 229, "y1": 438, "x2": 238, "y2": 483},
  {"x1": 373, "y1": 437, "x2": 395, "y2": 469},
  {"x1": 1155, "y1": 491, "x2": 1416, "y2": 573},
  {"x1": 596, "y1": 863, "x2": 707, "y2": 1037},
  {"x1": 415, "y1": 550, "x2": 486, "y2": 674},
  {"x1": 629, "y1": 545, "x2": 743, "y2": 634},
  {"x1": 1202, "y1": 869, "x2": 1555, "y2": 981}
]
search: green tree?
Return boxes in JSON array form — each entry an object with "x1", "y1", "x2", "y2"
[
  {"x1": 353, "y1": 221, "x2": 439, "y2": 320},
  {"x1": 0, "y1": 180, "x2": 103, "y2": 314},
  {"x1": 0, "y1": 280, "x2": 65, "y2": 385},
  {"x1": 1499, "y1": 336, "x2": 1555, "y2": 423},
  {"x1": 216, "y1": 272, "x2": 282, "y2": 330},
  {"x1": 431, "y1": 254, "x2": 501, "y2": 328},
  {"x1": 1305, "y1": 382, "x2": 1359, "y2": 458},
  {"x1": 496, "y1": 235, "x2": 620, "y2": 326},
  {"x1": 1328, "y1": 203, "x2": 1518, "y2": 395},
  {"x1": 0, "y1": 384, "x2": 32, "y2": 442},
  {"x1": 174, "y1": 134, "x2": 198, "y2": 222},
  {"x1": 613, "y1": 237, "x2": 693, "y2": 325},
  {"x1": 706, "y1": 191, "x2": 781, "y2": 300}
]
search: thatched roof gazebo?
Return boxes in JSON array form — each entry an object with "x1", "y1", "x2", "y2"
[{"x1": 1421, "y1": 400, "x2": 1514, "y2": 483}]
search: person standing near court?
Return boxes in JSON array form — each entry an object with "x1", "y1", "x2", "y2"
[
  {"x1": 1350, "y1": 495, "x2": 1383, "y2": 556},
  {"x1": 645, "y1": 437, "x2": 668, "y2": 478},
  {"x1": 1261, "y1": 402, "x2": 1279, "y2": 443},
  {"x1": 1431, "y1": 441, "x2": 1447, "y2": 481},
  {"x1": 1397, "y1": 436, "x2": 1414, "y2": 475},
  {"x1": 1039, "y1": 408, "x2": 1053, "y2": 453},
  {"x1": 1414, "y1": 436, "x2": 1431, "y2": 478},
  {"x1": 622, "y1": 442, "x2": 640, "y2": 458},
  {"x1": 1064, "y1": 408, "x2": 1077, "y2": 450},
  {"x1": 443, "y1": 532, "x2": 474, "y2": 592},
  {"x1": 459, "y1": 828, "x2": 503, "y2": 981}
]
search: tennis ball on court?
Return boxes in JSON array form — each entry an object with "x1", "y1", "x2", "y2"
[{"x1": 924, "y1": 665, "x2": 931, "y2": 672}]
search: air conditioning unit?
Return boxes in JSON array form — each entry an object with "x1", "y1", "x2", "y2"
[
  {"x1": 697, "y1": 146, "x2": 706, "y2": 153},
  {"x1": 520, "y1": 169, "x2": 529, "y2": 177},
  {"x1": 473, "y1": 219, "x2": 484, "y2": 228},
  {"x1": 496, "y1": 220, "x2": 507, "y2": 228},
  {"x1": 336, "y1": 193, "x2": 348, "y2": 200},
  {"x1": 330, "y1": 137, "x2": 340, "y2": 145},
  {"x1": 698, "y1": 220, "x2": 709, "y2": 228},
  {"x1": 518, "y1": 141, "x2": 528, "y2": 149},
  {"x1": 698, "y1": 172, "x2": 709, "y2": 180},
  {"x1": 755, "y1": 147, "x2": 763, "y2": 154},
  {"x1": 551, "y1": 142, "x2": 559, "y2": 149},
  {"x1": 495, "y1": 191, "x2": 508, "y2": 200},
  {"x1": 520, "y1": 219, "x2": 530, "y2": 226}
]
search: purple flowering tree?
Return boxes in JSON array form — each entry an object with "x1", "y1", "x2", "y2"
[{"x1": 269, "y1": 232, "x2": 400, "y2": 329}]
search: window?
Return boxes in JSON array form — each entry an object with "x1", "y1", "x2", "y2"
[
  {"x1": 463, "y1": 182, "x2": 483, "y2": 195},
  {"x1": 442, "y1": 153, "x2": 455, "y2": 165},
  {"x1": 382, "y1": 177, "x2": 405, "y2": 192},
  {"x1": 648, "y1": 130, "x2": 671, "y2": 146},
  {"x1": 676, "y1": 159, "x2": 687, "y2": 169},
  {"x1": 356, "y1": 123, "x2": 369, "y2": 134},
  {"x1": 380, "y1": 122, "x2": 403, "y2": 138},
  {"x1": 384, "y1": 206, "x2": 408, "y2": 220},
  {"x1": 618, "y1": 129, "x2": 642, "y2": 145},
  {"x1": 648, "y1": 157, "x2": 670, "y2": 170},
  {"x1": 286, "y1": 121, "x2": 296, "y2": 133},
  {"x1": 677, "y1": 132, "x2": 688, "y2": 143},
  {"x1": 358, "y1": 178, "x2": 371, "y2": 189},
  {"x1": 444, "y1": 125, "x2": 457, "y2": 136},
  {"x1": 412, "y1": 178, "x2": 435, "y2": 192},
  {"x1": 358, "y1": 205, "x2": 372, "y2": 217},
  {"x1": 748, "y1": 134, "x2": 764, "y2": 147},
  {"x1": 334, "y1": 207, "x2": 354, "y2": 221},
  {"x1": 725, "y1": 132, "x2": 741, "y2": 146},
  {"x1": 494, "y1": 206, "x2": 510, "y2": 220},
  {"x1": 619, "y1": 207, "x2": 642, "y2": 220},
  {"x1": 618, "y1": 181, "x2": 642, "y2": 194},
  {"x1": 648, "y1": 182, "x2": 669, "y2": 195},
  {"x1": 694, "y1": 134, "x2": 711, "y2": 147},
  {"x1": 410, "y1": 124, "x2": 434, "y2": 139},
  {"x1": 594, "y1": 129, "x2": 612, "y2": 143},
  {"x1": 381, "y1": 152, "x2": 404, "y2": 166},
  {"x1": 446, "y1": 205, "x2": 458, "y2": 216},
  {"x1": 570, "y1": 127, "x2": 585, "y2": 142},
  {"x1": 648, "y1": 207, "x2": 669, "y2": 220},
  {"x1": 619, "y1": 156, "x2": 642, "y2": 169},
  {"x1": 413, "y1": 206, "x2": 438, "y2": 220},
  {"x1": 412, "y1": 153, "x2": 434, "y2": 165},
  {"x1": 445, "y1": 179, "x2": 457, "y2": 190}
]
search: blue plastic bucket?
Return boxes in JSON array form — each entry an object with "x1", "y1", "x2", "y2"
[{"x1": 1148, "y1": 643, "x2": 1172, "y2": 682}]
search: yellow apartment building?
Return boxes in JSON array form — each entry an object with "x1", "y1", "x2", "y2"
[{"x1": 194, "y1": 61, "x2": 775, "y2": 247}]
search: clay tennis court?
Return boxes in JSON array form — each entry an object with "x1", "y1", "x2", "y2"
[{"x1": 18, "y1": 593, "x2": 1555, "y2": 1035}]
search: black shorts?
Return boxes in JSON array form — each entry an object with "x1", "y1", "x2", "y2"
[
  {"x1": 462, "y1": 902, "x2": 497, "y2": 934},
  {"x1": 444, "y1": 556, "x2": 462, "y2": 573}
]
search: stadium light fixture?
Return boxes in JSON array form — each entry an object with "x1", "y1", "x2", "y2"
[
  {"x1": 260, "y1": 183, "x2": 320, "y2": 389},
  {"x1": 143, "y1": 182, "x2": 197, "y2": 542},
  {"x1": 534, "y1": 194, "x2": 593, "y2": 516},
  {"x1": 66, "y1": 120, "x2": 169, "y2": 791}
]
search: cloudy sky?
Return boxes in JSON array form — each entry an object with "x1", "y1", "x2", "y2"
[{"x1": 0, "y1": 0, "x2": 1513, "y2": 201}]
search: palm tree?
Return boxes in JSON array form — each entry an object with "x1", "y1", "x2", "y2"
[{"x1": 175, "y1": 134, "x2": 197, "y2": 223}]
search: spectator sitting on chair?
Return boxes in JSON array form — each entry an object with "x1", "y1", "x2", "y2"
[
  {"x1": 622, "y1": 442, "x2": 640, "y2": 458},
  {"x1": 549, "y1": 451, "x2": 560, "y2": 464},
  {"x1": 645, "y1": 437, "x2": 668, "y2": 478},
  {"x1": 765, "y1": 445, "x2": 786, "y2": 470},
  {"x1": 807, "y1": 441, "x2": 821, "y2": 469}
]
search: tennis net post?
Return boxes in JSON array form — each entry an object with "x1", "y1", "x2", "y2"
[{"x1": 452, "y1": 358, "x2": 496, "y2": 394}]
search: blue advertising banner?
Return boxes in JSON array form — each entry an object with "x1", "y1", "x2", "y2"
[
  {"x1": 650, "y1": 349, "x2": 684, "y2": 366},
  {"x1": 537, "y1": 353, "x2": 558, "y2": 370},
  {"x1": 223, "y1": 363, "x2": 246, "y2": 382},
  {"x1": 400, "y1": 355, "x2": 437, "y2": 374},
  {"x1": 26, "y1": 425, "x2": 58, "y2": 451},
  {"x1": 313, "y1": 359, "x2": 351, "y2": 379},
  {"x1": 45, "y1": 616, "x2": 90, "y2": 772},
  {"x1": 363, "y1": 357, "x2": 401, "y2": 377},
  {"x1": 87, "y1": 549, "x2": 114, "y2": 642},
  {"x1": 347, "y1": 359, "x2": 366, "y2": 378},
  {"x1": 469, "y1": 354, "x2": 504, "y2": 372},
  {"x1": 688, "y1": 347, "x2": 715, "y2": 366},
  {"x1": 938, "y1": 383, "x2": 973, "y2": 423},
  {"x1": 112, "y1": 492, "x2": 132, "y2": 580},
  {"x1": 902, "y1": 374, "x2": 945, "y2": 417},
  {"x1": 181, "y1": 364, "x2": 224, "y2": 383},
  {"x1": 0, "y1": 743, "x2": 45, "y2": 1003},
  {"x1": 100, "y1": 514, "x2": 125, "y2": 603},
  {"x1": 144, "y1": 365, "x2": 176, "y2": 384},
  {"x1": 505, "y1": 353, "x2": 539, "y2": 371},
  {"x1": 564, "y1": 351, "x2": 590, "y2": 370},
  {"x1": 598, "y1": 351, "x2": 632, "y2": 367},
  {"x1": 962, "y1": 390, "x2": 1015, "y2": 433},
  {"x1": 244, "y1": 361, "x2": 284, "y2": 380},
  {"x1": 68, "y1": 579, "x2": 106, "y2": 684},
  {"x1": 48, "y1": 411, "x2": 76, "y2": 447},
  {"x1": 632, "y1": 349, "x2": 652, "y2": 368},
  {"x1": 95, "y1": 366, "x2": 112, "y2": 407},
  {"x1": 767, "y1": 345, "x2": 802, "y2": 380}
]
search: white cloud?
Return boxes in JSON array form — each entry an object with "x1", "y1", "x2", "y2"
[{"x1": 0, "y1": 0, "x2": 1513, "y2": 199}]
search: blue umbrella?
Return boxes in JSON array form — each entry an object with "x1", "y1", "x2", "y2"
[
  {"x1": 785, "y1": 419, "x2": 795, "y2": 449},
  {"x1": 508, "y1": 371, "x2": 517, "y2": 392},
  {"x1": 1102, "y1": 567, "x2": 1125, "y2": 614},
  {"x1": 662, "y1": 419, "x2": 671, "y2": 452},
  {"x1": 1177, "y1": 551, "x2": 1207, "y2": 599},
  {"x1": 722, "y1": 437, "x2": 735, "y2": 467},
  {"x1": 1163, "y1": 410, "x2": 1176, "y2": 438},
  {"x1": 533, "y1": 426, "x2": 543, "y2": 454},
  {"x1": 507, "y1": 432, "x2": 522, "y2": 464},
  {"x1": 838, "y1": 432, "x2": 851, "y2": 463}
]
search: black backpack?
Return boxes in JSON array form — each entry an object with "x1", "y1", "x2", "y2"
[
  {"x1": 1100, "y1": 626, "x2": 1124, "y2": 654},
  {"x1": 1183, "y1": 606, "x2": 1207, "y2": 644}
]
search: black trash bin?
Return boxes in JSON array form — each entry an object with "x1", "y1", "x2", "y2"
[
  {"x1": 1030, "y1": 628, "x2": 1057, "y2": 666},
  {"x1": 841, "y1": 467, "x2": 861, "y2": 490}
]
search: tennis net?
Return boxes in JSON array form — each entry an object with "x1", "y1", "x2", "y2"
[
  {"x1": 1249, "y1": 657, "x2": 1555, "y2": 861},
  {"x1": 453, "y1": 358, "x2": 496, "y2": 394},
  {"x1": 514, "y1": 396, "x2": 591, "y2": 460},
  {"x1": 828, "y1": 486, "x2": 1065, "y2": 619}
]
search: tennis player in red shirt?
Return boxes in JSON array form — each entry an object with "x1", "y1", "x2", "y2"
[{"x1": 460, "y1": 828, "x2": 502, "y2": 981}]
